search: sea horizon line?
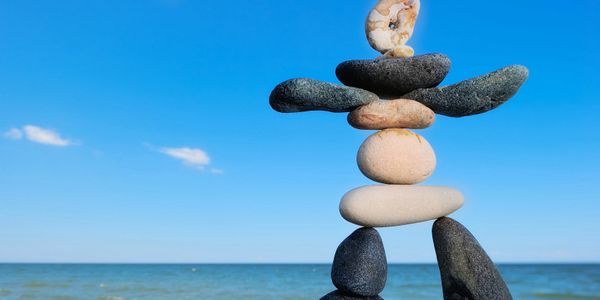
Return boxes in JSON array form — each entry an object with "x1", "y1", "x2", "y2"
[{"x1": 1, "y1": 262, "x2": 599, "y2": 265}]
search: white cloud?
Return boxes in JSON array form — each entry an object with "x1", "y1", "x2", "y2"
[
  {"x1": 4, "y1": 128, "x2": 23, "y2": 140},
  {"x1": 209, "y1": 168, "x2": 224, "y2": 175},
  {"x1": 158, "y1": 146, "x2": 224, "y2": 174},
  {"x1": 4, "y1": 125, "x2": 74, "y2": 147},
  {"x1": 23, "y1": 125, "x2": 73, "y2": 146},
  {"x1": 160, "y1": 147, "x2": 211, "y2": 167}
]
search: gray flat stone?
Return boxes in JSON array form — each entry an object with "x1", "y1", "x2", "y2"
[
  {"x1": 403, "y1": 65, "x2": 529, "y2": 117},
  {"x1": 321, "y1": 290, "x2": 384, "y2": 300},
  {"x1": 336, "y1": 54, "x2": 451, "y2": 98},
  {"x1": 432, "y1": 217, "x2": 512, "y2": 300},
  {"x1": 332, "y1": 228, "x2": 387, "y2": 296},
  {"x1": 269, "y1": 78, "x2": 378, "y2": 113}
]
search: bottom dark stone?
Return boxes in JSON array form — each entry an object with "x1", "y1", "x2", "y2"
[
  {"x1": 332, "y1": 227, "x2": 387, "y2": 296},
  {"x1": 320, "y1": 290, "x2": 383, "y2": 300},
  {"x1": 433, "y1": 217, "x2": 512, "y2": 300}
]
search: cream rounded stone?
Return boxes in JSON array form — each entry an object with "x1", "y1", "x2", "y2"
[
  {"x1": 357, "y1": 129, "x2": 435, "y2": 184},
  {"x1": 348, "y1": 99, "x2": 435, "y2": 130},
  {"x1": 340, "y1": 185, "x2": 464, "y2": 227},
  {"x1": 366, "y1": 0, "x2": 420, "y2": 58}
]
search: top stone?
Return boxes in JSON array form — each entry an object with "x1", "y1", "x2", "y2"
[
  {"x1": 366, "y1": 0, "x2": 421, "y2": 58},
  {"x1": 270, "y1": 78, "x2": 379, "y2": 113},
  {"x1": 336, "y1": 54, "x2": 451, "y2": 98}
]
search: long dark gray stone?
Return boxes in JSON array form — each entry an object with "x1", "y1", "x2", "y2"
[
  {"x1": 332, "y1": 227, "x2": 387, "y2": 297},
  {"x1": 403, "y1": 65, "x2": 528, "y2": 117},
  {"x1": 432, "y1": 217, "x2": 512, "y2": 300},
  {"x1": 336, "y1": 54, "x2": 451, "y2": 98},
  {"x1": 269, "y1": 78, "x2": 378, "y2": 113},
  {"x1": 320, "y1": 290, "x2": 383, "y2": 300}
]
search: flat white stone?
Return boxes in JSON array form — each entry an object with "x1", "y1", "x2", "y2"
[{"x1": 340, "y1": 185, "x2": 464, "y2": 227}]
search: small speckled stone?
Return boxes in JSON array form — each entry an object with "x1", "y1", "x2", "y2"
[
  {"x1": 357, "y1": 129, "x2": 436, "y2": 184},
  {"x1": 433, "y1": 217, "x2": 513, "y2": 300},
  {"x1": 403, "y1": 65, "x2": 529, "y2": 117},
  {"x1": 332, "y1": 228, "x2": 387, "y2": 297},
  {"x1": 340, "y1": 185, "x2": 464, "y2": 227},
  {"x1": 366, "y1": 0, "x2": 420, "y2": 58},
  {"x1": 269, "y1": 78, "x2": 379, "y2": 113},
  {"x1": 336, "y1": 54, "x2": 451, "y2": 98},
  {"x1": 348, "y1": 99, "x2": 435, "y2": 130},
  {"x1": 320, "y1": 291, "x2": 384, "y2": 300}
]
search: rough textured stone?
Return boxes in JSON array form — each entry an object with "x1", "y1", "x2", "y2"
[
  {"x1": 336, "y1": 54, "x2": 451, "y2": 98},
  {"x1": 321, "y1": 290, "x2": 384, "y2": 300},
  {"x1": 433, "y1": 217, "x2": 513, "y2": 300},
  {"x1": 348, "y1": 99, "x2": 435, "y2": 130},
  {"x1": 269, "y1": 78, "x2": 379, "y2": 113},
  {"x1": 403, "y1": 65, "x2": 529, "y2": 117},
  {"x1": 340, "y1": 185, "x2": 464, "y2": 227},
  {"x1": 357, "y1": 129, "x2": 436, "y2": 184},
  {"x1": 332, "y1": 228, "x2": 387, "y2": 296},
  {"x1": 366, "y1": 0, "x2": 420, "y2": 58}
]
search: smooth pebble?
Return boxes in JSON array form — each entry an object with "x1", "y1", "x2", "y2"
[
  {"x1": 348, "y1": 99, "x2": 435, "y2": 130},
  {"x1": 357, "y1": 129, "x2": 435, "y2": 184}
]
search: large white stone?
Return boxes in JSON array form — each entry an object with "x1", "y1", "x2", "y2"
[
  {"x1": 340, "y1": 185, "x2": 464, "y2": 227},
  {"x1": 357, "y1": 129, "x2": 436, "y2": 184}
]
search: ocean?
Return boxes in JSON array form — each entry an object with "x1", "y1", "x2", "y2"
[{"x1": 0, "y1": 264, "x2": 598, "y2": 299}]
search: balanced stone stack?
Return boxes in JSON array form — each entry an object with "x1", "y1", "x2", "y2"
[{"x1": 269, "y1": 1, "x2": 528, "y2": 299}]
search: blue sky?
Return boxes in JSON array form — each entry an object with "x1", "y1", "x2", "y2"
[{"x1": 0, "y1": 0, "x2": 598, "y2": 263}]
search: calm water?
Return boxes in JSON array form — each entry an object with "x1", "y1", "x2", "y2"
[{"x1": 0, "y1": 264, "x2": 599, "y2": 299}]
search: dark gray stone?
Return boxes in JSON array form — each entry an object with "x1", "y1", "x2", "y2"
[
  {"x1": 332, "y1": 227, "x2": 387, "y2": 297},
  {"x1": 403, "y1": 65, "x2": 528, "y2": 117},
  {"x1": 336, "y1": 54, "x2": 451, "y2": 98},
  {"x1": 269, "y1": 78, "x2": 378, "y2": 113},
  {"x1": 432, "y1": 217, "x2": 512, "y2": 300},
  {"x1": 320, "y1": 290, "x2": 384, "y2": 300}
]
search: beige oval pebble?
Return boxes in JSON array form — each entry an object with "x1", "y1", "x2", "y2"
[
  {"x1": 348, "y1": 99, "x2": 435, "y2": 130},
  {"x1": 357, "y1": 129, "x2": 435, "y2": 184},
  {"x1": 366, "y1": 0, "x2": 420, "y2": 58},
  {"x1": 340, "y1": 185, "x2": 464, "y2": 227}
]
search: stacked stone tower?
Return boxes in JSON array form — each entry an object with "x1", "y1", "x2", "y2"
[{"x1": 269, "y1": 1, "x2": 528, "y2": 299}]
